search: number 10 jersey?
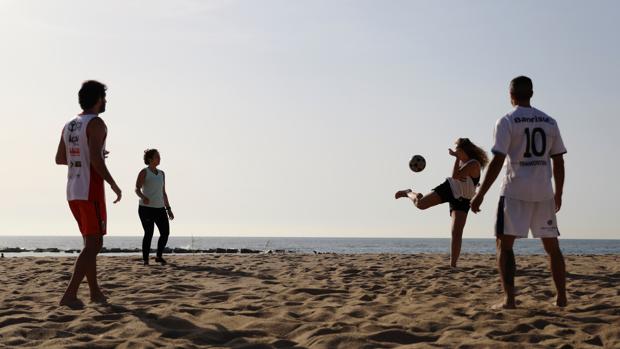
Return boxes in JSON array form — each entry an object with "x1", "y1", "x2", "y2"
[{"x1": 492, "y1": 106, "x2": 567, "y2": 202}]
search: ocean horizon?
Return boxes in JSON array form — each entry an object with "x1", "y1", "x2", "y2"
[{"x1": 1, "y1": 236, "x2": 619, "y2": 257}]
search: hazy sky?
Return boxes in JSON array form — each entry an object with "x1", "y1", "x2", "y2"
[{"x1": 1, "y1": 0, "x2": 618, "y2": 238}]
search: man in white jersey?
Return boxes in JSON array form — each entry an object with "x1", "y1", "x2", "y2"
[
  {"x1": 471, "y1": 76, "x2": 567, "y2": 309},
  {"x1": 55, "y1": 80, "x2": 122, "y2": 308}
]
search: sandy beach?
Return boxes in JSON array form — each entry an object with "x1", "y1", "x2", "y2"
[{"x1": 1, "y1": 253, "x2": 618, "y2": 348}]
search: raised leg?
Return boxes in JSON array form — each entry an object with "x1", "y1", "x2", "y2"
[{"x1": 412, "y1": 192, "x2": 443, "y2": 210}]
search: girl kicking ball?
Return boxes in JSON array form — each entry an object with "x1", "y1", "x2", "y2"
[{"x1": 395, "y1": 138, "x2": 488, "y2": 267}]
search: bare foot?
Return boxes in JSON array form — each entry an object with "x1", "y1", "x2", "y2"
[
  {"x1": 90, "y1": 295, "x2": 108, "y2": 304},
  {"x1": 395, "y1": 190, "x2": 411, "y2": 199},
  {"x1": 491, "y1": 301, "x2": 516, "y2": 310},
  {"x1": 59, "y1": 296, "x2": 85, "y2": 309},
  {"x1": 555, "y1": 297, "x2": 567, "y2": 308},
  {"x1": 90, "y1": 290, "x2": 107, "y2": 304}
]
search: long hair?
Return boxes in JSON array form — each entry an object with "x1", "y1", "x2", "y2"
[{"x1": 456, "y1": 138, "x2": 489, "y2": 168}]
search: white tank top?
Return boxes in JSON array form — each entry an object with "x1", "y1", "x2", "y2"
[
  {"x1": 139, "y1": 168, "x2": 165, "y2": 208},
  {"x1": 447, "y1": 159, "x2": 480, "y2": 200},
  {"x1": 63, "y1": 114, "x2": 105, "y2": 201}
]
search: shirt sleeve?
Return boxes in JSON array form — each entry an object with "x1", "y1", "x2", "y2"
[
  {"x1": 550, "y1": 121, "x2": 567, "y2": 156},
  {"x1": 491, "y1": 117, "x2": 510, "y2": 155}
]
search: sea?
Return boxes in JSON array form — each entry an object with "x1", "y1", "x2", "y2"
[{"x1": 0, "y1": 236, "x2": 619, "y2": 257}]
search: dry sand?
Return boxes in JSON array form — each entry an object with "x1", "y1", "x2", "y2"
[{"x1": 1, "y1": 254, "x2": 618, "y2": 348}]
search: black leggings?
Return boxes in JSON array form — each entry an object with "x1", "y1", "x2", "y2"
[{"x1": 138, "y1": 206, "x2": 170, "y2": 261}]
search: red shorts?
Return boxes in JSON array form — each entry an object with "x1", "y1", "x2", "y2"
[{"x1": 69, "y1": 200, "x2": 107, "y2": 236}]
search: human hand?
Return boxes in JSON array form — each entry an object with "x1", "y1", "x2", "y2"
[
  {"x1": 470, "y1": 193, "x2": 483, "y2": 213},
  {"x1": 111, "y1": 183, "x2": 122, "y2": 203},
  {"x1": 167, "y1": 210, "x2": 174, "y2": 220},
  {"x1": 554, "y1": 193, "x2": 562, "y2": 212},
  {"x1": 143, "y1": 197, "x2": 150, "y2": 205},
  {"x1": 103, "y1": 150, "x2": 110, "y2": 158}
]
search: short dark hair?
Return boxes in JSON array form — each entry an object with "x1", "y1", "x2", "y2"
[
  {"x1": 78, "y1": 80, "x2": 107, "y2": 110},
  {"x1": 144, "y1": 149, "x2": 159, "y2": 165},
  {"x1": 510, "y1": 76, "x2": 533, "y2": 100}
]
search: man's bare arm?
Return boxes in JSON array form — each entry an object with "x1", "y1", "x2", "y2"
[
  {"x1": 55, "y1": 129, "x2": 67, "y2": 165},
  {"x1": 477, "y1": 154, "x2": 505, "y2": 197},
  {"x1": 470, "y1": 153, "x2": 505, "y2": 213},
  {"x1": 552, "y1": 154, "x2": 565, "y2": 212},
  {"x1": 87, "y1": 117, "x2": 122, "y2": 203}
]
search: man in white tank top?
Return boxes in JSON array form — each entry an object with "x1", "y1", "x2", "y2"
[
  {"x1": 471, "y1": 76, "x2": 567, "y2": 309},
  {"x1": 55, "y1": 80, "x2": 122, "y2": 308}
]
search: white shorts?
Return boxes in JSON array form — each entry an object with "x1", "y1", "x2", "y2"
[{"x1": 495, "y1": 196, "x2": 560, "y2": 239}]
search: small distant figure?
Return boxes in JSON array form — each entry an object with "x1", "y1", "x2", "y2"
[
  {"x1": 135, "y1": 149, "x2": 174, "y2": 265},
  {"x1": 395, "y1": 138, "x2": 489, "y2": 267},
  {"x1": 1, "y1": 253, "x2": 4, "y2": 258},
  {"x1": 55, "y1": 80, "x2": 122, "y2": 308},
  {"x1": 471, "y1": 76, "x2": 567, "y2": 309}
]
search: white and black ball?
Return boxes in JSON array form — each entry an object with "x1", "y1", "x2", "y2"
[{"x1": 409, "y1": 155, "x2": 426, "y2": 172}]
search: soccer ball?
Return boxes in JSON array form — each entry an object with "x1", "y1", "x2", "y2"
[{"x1": 409, "y1": 155, "x2": 426, "y2": 172}]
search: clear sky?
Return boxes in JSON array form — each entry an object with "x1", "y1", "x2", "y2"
[{"x1": 0, "y1": 0, "x2": 618, "y2": 238}]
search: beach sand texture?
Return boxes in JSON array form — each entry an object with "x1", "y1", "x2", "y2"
[{"x1": 1, "y1": 254, "x2": 618, "y2": 348}]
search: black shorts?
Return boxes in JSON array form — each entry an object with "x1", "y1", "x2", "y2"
[{"x1": 432, "y1": 179, "x2": 471, "y2": 214}]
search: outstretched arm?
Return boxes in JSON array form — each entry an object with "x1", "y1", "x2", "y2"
[
  {"x1": 552, "y1": 154, "x2": 565, "y2": 212},
  {"x1": 470, "y1": 153, "x2": 505, "y2": 213}
]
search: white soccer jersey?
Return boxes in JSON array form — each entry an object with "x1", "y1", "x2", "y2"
[
  {"x1": 492, "y1": 106, "x2": 566, "y2": 202},
  {"x1": 63, "y1": 114, "x2": 106, "y2": 201}
]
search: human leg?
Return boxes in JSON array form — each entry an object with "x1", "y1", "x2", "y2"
[
  {"x1": 83, "y1": 235, "x2": 105, "y2": 302},
  {"x1": 450, "y1": 210, "x2": 467, "y2": 267},
  {"x1": 412, "y1": 192, "x2": 444, "y2": 210},
  {"x1": 154, "y1": 208, "x2": 170, "y2": 261},
  {"x1": 60, "y1": 235, "x2": 103, "y2": 306},
  {"x1": 542, "y1": 237, "x2": 567, "y2": 307},
  {"x1": 139, "y1": 206, "x2": 155, "y2": 264},
  {"x1": 495, "y1": 234, "x2": 517, "y2": 308}
]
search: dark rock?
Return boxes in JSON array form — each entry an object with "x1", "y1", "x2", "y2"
[
  {"x1": 0, "y1": 247, "x2": 25, "y2": 253},
  {"x1": 240, "y1": 248, "x2": 260, "y2": 254}
]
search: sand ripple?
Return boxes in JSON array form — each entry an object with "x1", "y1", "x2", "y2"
[{"x1": 0, "y1": 254, "x2": 618, "y2": 348}]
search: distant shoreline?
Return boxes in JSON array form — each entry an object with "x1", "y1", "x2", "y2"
[
  {"x1": 1, "y1": 235, "x2": 618, "y2": 240},
  {"x1": 0, "y1": 246, "x2": 285, "y2": 255},
  {"x1": 2, "y1": 237, "x2": 620, "y2": 256}
]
